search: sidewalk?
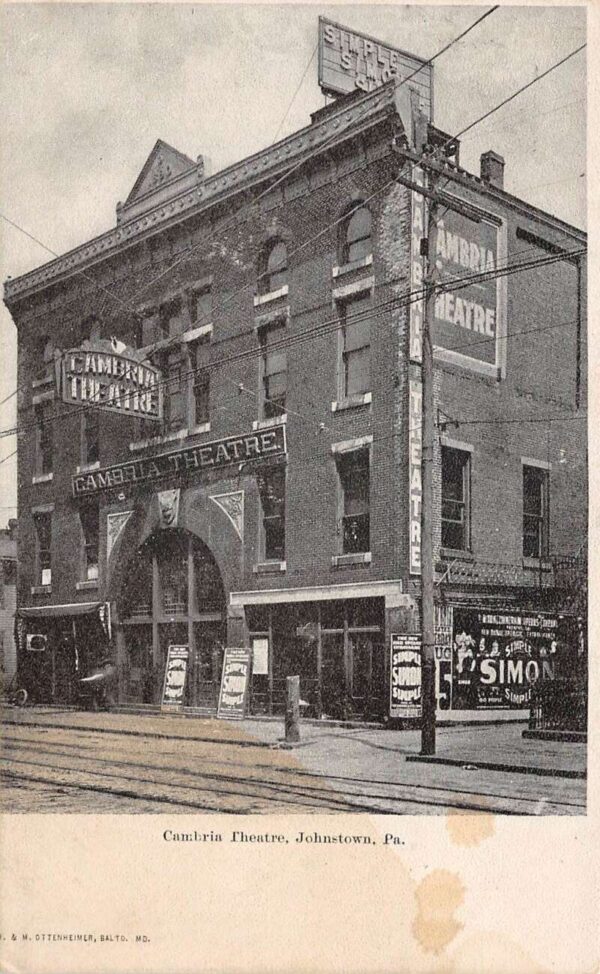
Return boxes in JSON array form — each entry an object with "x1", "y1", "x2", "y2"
[{"x1": 1, "y1": 706, "x2": 586, "y2": 778}]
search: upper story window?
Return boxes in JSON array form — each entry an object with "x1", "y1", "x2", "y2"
[
  {"x1": 260, "y1": 240, "x2": 288, "y2": 295},
  {"x1": 341, "y1": 205, "x2": 372, "y2": 265},
  {"x1": 34, "y1": 335, "x2": 54, "y2": 379},
  {"x1": 160, "y1": 296, "x2": 186, "y2": 341},
  {"x1": 34, "y1": 513, "x2": 52, "y2": 586},
  {"x1": 338, "y1": 448, "x2": 370, "y2": 554},
  {"x1": 258, "y1": 466, "x2": 286, "y2": 562},
  {"x1": 162, "y1": 348, "x2": 187, "y2": 433},
  {"x1": 191, "y1": 337, "x2": 210, "y2": 427},
  {"x1": 35, "y1": 403, "x2": 53, "y2": 475},
  {"x1": 260, "y1": 321, "x2": 287, "y2": 419},
  {"x1": 80, "y1": 503, "x2": 99, "y2": 582},
  {"x1": 81, "y1": 409, "x2": 100, "y2": 467},
  {"x1": 441, "y1": 447, "x2": 471, "y2": 551},
  {"x1": 190, "y1": 284, "x2": 212, "y2": 327},
  {"x1": 340, "y1": 293, "x2": 371, "y2": 397},
  {"x1": 523, "y1": 464, "x2": 549, "y2": 558}
]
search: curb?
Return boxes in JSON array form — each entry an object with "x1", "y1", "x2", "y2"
[{"x1": 406, "y1": 754, "x2": 586, "y2": 780}]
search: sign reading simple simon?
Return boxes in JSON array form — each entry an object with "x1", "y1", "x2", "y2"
[
  {"x1": 161, "y1": 645, "x2": 189, "y2": 712},
  {"x1": 390, "y1": 633, "x2": 422, "y2": 718},
  {"x1": 318, "y1": 16, "x2": 433, "y2": 116},
  {"x1": 217, "y1": 647, "x2": 253, "y2": 720},
  {"x1": 72, "y1": 424, "x2": 287, "y2": 497},
  {"x1": 57, "y1": 340, "x2": 162, "y2": 421}
]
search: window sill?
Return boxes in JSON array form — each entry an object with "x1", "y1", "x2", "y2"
[
  {"x1": 76, "y1": 461, "x2": 100, "y2": 475},
  {"x1": 30, "y1": 585, "x2": 52, "y2": 595},
  {"x1": 253, "y1": 285, "x2": 289, "y2": 307},
  {"x1": 523, "y1": 557, "x2": 552, "y2": 571},
  {"x1": 76, "y1": 580, "x2": 99, "y2": 591},
  {"x1": 129, "y1": 428, "x2": 188, "y2": 451},
  {"x1": 331, "y1": 392, "x2": 372, "y2": 413},
  {"x1": 253, "y1": 414, "x2": 287, "y2": 431},
  {"x1": 182, "y1": 323, "x2": 213, "y2": 343},
  {"x1": 187, "y1": 422, "x2": 211, "y2": 437},
  {"x1": 440, "y1": 548, "x2": 473, "y2": 561},
  {"x1": 332, "y1": 275, "x2": 374, "y2": 301},
  {"x1": 331, "y1": 552, "x2": 372, "y2": 568},
  {"x1": 32, "y1": 373, "x2": 54, "y2": 389},
  {"x1": 332, "y1": 254, "x2": 373, "y2": 278},
  {"x1": 32, "y1": 389, "x2": 55, "y2": 405},
  {"x1": 32, "y1": 473, "x2": 53, "y2": 485},
  {"x1": 253, "y1": 560, "x2": 286, "y2": 574}
]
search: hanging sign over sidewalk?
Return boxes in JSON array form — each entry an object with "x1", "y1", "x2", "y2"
[
  {"x1": 57, "y1": 339, "x2": 163, "y2": 421},
  {"x1": 161, "y1": 645, "x2": 189, "y2": 712},
  {"x1": 217, "y1": 647, "x2": 253, "y2": 720}
]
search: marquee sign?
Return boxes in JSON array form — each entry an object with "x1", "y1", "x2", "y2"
[
  {"x1": 72, "y1": 424, "x2": 287, "y2": 497},
  {"x1": 452, "y1": 609, "x2": 560, "y2": 710},
  {"x1": 57, "y1": 340, "x2": 162, "y2": 422},
  {"x1": 318, "y1": 16, "x2": 433, "y2": 117}
]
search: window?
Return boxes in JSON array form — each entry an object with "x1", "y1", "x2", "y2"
[
  {"x1": 441, "y1": 447, "x2": 471, "y2": 551},
  {"x1": 162, "y1": 350, "x2": 186, "y2": 433},
  {"x1": 191, "y1": 337, "x2": 210, "y2": 427},
  {"x1": 160, "y1": 535, "x2": 188, "y2": 615},
  {"x1": 190, "y1": 285, "x2": 212, "y2": 326},
  {"x1": 258, "y1": 466, "x2": 286, "y2": 561},
  {"x1": 159, "y1": 296, "x2": 185, "y2": 341},
  {"x1": 35, "y1": 335, "x2": 54, "y2": 379},
  {"x1": 341, "y1": 294, "x2": 371, "y2": 397},
  {"x1": 523, "y1": 465, "x2": 549, "y2": 558},
  {"x1": 338, "y1": 449, "x2": 370, "y2": 554},
  {"x1": 81, "y1": 504, "x2": 99, "y2": 582},
  {"x1": 34, "y1": 513, "x2": 52, "y2": 586},
  {"x1": 260, "y1": 240, "x2": 287, "y2": 294},
  {"x1": 260, "y1": 322, "x2": 287, "y2": 419},
  {"x1": 341, "y1": 205, "x2": 372, "y2": 264},
  {"x1": 35, "y1": 403, "x2": 53, "y2": 475},
  {"x1": 81, "y1": 409, "x2": 100, "y2": 466}
]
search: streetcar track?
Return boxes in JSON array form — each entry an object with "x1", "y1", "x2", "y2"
[
  {"x1": 0, "y1": 746, "x2": 570, "y2": 816},
  {"x1": 1, "y1": 734, "x2": 585, "y2": 812}
]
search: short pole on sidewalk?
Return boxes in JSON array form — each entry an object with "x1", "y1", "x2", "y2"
[{"x1": 285, "y1": 675, "x2": 301, "y2": 743}]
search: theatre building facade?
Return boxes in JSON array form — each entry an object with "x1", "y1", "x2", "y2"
[{"x1": 4, "y1": 78, "x2": 587, "y2": 721}]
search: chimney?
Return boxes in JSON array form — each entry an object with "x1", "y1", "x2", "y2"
[{"x1": 480, "y1": 150, "x2": 505, "y2": 189}]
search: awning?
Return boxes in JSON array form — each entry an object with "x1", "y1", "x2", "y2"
[{"x1": 17, "y1": 602, "x2": 103, "y2": 618}]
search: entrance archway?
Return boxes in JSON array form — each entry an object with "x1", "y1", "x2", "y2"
[{"x1": 117, "y1": 528, "x2": 226, "y2": 706}]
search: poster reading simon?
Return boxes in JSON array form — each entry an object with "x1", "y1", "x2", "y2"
[{"x1": 451, "y1": 609, "x2": 567, "y2": 710}]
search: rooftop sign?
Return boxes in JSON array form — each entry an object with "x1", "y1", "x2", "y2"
[
  {"x1": 318, "y1": 16, "x2": 433, "y2": 118},
  {"x1": 57, "y1": 340, "x2": 162, "y2": 422},
  {"x1": 72, "y1": 424, "x2": 287, "y2": 497}
]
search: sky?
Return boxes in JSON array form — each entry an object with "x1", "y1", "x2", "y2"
[{"x1": 0, "y1": 2, "x2": 587, "y2": 527}]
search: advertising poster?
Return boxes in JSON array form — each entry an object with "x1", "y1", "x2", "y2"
[
  {"x1": 160, "y1": 645, "x2": 189, "y2": 711},
  {"x1": 217, "y1": 647, "x2": 252, "y2": 719},
  {"x1": 452, "y1": 609, "x2": 564, "y2": 710},
  {"x1": 390, "y1": 633, "x2": 422, "y2": 718}
]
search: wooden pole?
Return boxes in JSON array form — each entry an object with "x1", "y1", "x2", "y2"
[{"x1": 285, "y1": 675, "x2": 301, "y2": 743}]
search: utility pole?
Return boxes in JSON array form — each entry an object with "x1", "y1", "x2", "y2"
[{"x1": 420, "y1": 156, "x2": 441, "y2": 756}]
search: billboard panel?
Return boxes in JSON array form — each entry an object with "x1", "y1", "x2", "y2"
[
  {"x1": 432, "y1": 204, "x2": 507, "y2": 376},
  {"x1": 318, "y1": 17, "x2": 433, "y2": 118}
]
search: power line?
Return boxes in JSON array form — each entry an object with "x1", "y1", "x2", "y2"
[
  {"x1": 0, "y1": 243, "x2": 585, "y2": 442},
  {"x1": 272, "y1": 41, "x2": 319, "y2": 143}
]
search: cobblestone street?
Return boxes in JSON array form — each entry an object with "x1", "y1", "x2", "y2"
[{"x1": 0, "y1": 709, "x2": 586, "y2": 814}]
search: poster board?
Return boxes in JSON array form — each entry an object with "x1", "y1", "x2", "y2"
[
  {"x1": 217, "y1": 647, "x2": 252, "y2": 719},
  {"x1": 389, "y1": 633, "x2": 422, "y2": 718},
  {"x1": 160, "y1": 645, "x2": 189, "y2": 712}
]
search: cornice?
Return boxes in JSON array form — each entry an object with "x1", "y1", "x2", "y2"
[{"x1": 3, "y1": 82, "x2": 399, "y2": 308}]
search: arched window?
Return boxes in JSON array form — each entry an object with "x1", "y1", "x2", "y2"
[
  {"x1": 260, "y1": 240, "x2": 287, "y2": 294},
  {"x1": 341, "y1": 205, "x2": 372, "y2": 264}
]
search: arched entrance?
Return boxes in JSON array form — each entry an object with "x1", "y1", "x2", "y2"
[{"x1": 117, "y1": 528, "x2": 226, "y2": 707}]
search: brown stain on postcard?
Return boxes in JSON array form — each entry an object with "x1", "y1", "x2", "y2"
[
  {"x1": 446, "y1": 812, "x2": 495, "y2": 847},
  {"x1": 413, "y1": 869, "x2": 465, "y2": 954}
]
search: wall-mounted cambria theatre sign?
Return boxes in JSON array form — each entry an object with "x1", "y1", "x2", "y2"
[
  {"x1": 57, "y1": 339, "x2": 163, "y2": 422},
  {"x1": 72, "y1": 424, "x2": 287, "y2": 497}
]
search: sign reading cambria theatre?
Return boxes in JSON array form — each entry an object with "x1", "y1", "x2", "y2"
[
  {"x1": 57, "y1": 340, "x2": 162, "y2": 421},
  {"x1": 72, "y1": 425, "x2": 287, "y2": 497},
  {"x1": 432, "y1": 204, "x2": 507, "y2": 377}
]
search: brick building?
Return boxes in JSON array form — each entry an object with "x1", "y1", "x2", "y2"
[
  {"x1": 3, "y1": 79, "x2": 586, "y2": 720},
  {"x1": 0, "y1": 519, "x2": 18, "y2": 684}
]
